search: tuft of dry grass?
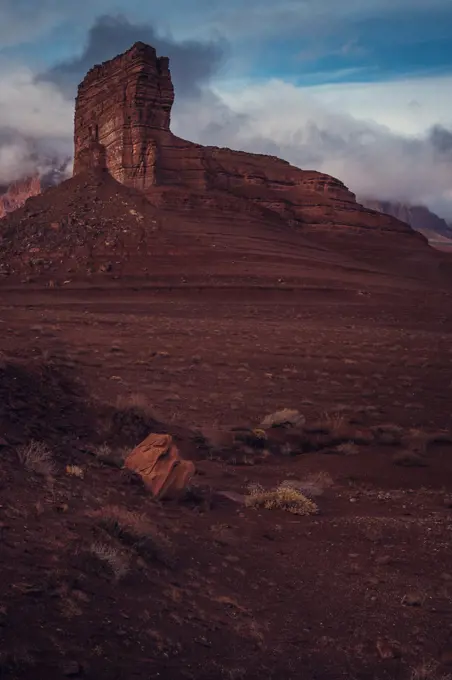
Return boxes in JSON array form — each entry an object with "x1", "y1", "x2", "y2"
[
  {"x1": 245, "y1": 483, "x2": 318, "y2": 515},
  {"x1": 402, "y1": 429, "x2": 430, "y2": 454},
  {"x1": 92, "y1": 505, "x2": 171, "y2": 564},
  {"x1": 92, "y1": 443, "x2": 127, "y2": 468},
  {"x1": 65, "y1": 464, "x2": 84, "y2": 479},
  {"x1": 116, "y1": 392, "x2": 152, "y2": 413},
  {"x1": 335, "y1": 441, "x2": 360, "y2": 455},
  {"x1": 287, "y1": 472, "x2": 334, "y2": 498},
  {"x1": 411, "y1": 661, "x2": 451, "y2": 680},
  {"x1": 109, "y1": 394, "x2": 157, "y2": 443},
  {"x1": 260, "y1": 409, "x2": 305, "y2": 429},
  {"x1": 392, "y1": 451, "x2": 428, "y2": 467},
  {"x1": 89, "y1": 541, "x2": 130, "y2": 580},
  {"x1": 371, "y1": 424, "x2": 404, "y2": 446},
  {"x1": 16, "y1": 441, "x2": 55, "y2": 477}
]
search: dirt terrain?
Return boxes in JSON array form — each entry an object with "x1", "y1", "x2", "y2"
[{"x1": 1, "y1": 282, "x2": 452, "y2": 680}]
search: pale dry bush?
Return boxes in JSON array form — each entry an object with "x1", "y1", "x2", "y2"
[
  {"x1": 66, "y1": 464, "x2": 84, "y2": 478},
  {"x1": 115, "y1": 392, "x2": 152, "y2": 413},
  {"x1": 392, "y1": 450, "x2": 428, "y2": 468},
  {"x1": 286, "y1": 472, "x2": 334, "y2": 498},
  {"x1": 93, "y1": 444, "x2": 127, "y2": 468},
  {"x1": 411, "y1": 661, "x2": 451, "y2": 680},
  {"x1": 336, "y1": 441, "x2": 360, "y2": 455},
  {"x1": 92, "y1": 505, "x2": 171, "y2": 563},
  {"x1": 402, "y1": 428, "x2": 430, "y2": 454},
  {"x1": 260, "y1": 409, "x2": 305, "y2": 429},
  {"x1": 16, "y1": 441, "x2": 55, "y2": 477},
  {"x1": 321, "y1": 412, "x2": 347, "y2": 436},
  {"x1": 89, "y1": 541, "x2": 129, "y2": 580},
  {"x1": 371, "y1": 424, "x2": 405, "y2": 445},
  {"x1": 246, "y1": 483, "x2": 318, "y2": 515}
]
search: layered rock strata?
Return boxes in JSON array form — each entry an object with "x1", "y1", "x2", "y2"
[{"x1": 73, "y1": 42, "x2": 411, "y2": 234}]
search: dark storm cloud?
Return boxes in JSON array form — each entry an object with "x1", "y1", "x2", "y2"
[
  {"x1": 42, "y1": 14, "x2": 228, "y2": 99},
  {"x1": 429, "y1": 124, "x2": 452, "y2": 155}
]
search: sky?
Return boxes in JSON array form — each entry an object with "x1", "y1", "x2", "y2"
[{"x1": 0, "y1": 0, "x2": 452, "y2": 218}]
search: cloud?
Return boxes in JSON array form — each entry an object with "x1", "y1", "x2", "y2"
[
  {"x1": 1, "y1": 10, "x2": 452, "y2": 222},
  {"x1": 173, "y1": 77, "x2": 452, "y2": 218},
  {"x1": 0, "y1": 66, "x2": 73, "y2": 183},
  {"x1": 42, "y1": 14, "x2": 227, "y2": 98}
]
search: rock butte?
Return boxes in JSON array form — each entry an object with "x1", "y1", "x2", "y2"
[
  {"x1": 73, "y1": 41, "x2": 408, "y2": 233},
  {"x1": 0, "y1": 41, "x2": 451, "y2": 286}
]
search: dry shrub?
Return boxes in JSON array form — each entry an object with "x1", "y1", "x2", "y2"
[
  {"x1": 66, "y1": 464, "x2": 84, "y2": 478},
  {"x1": 402, "y1": 429, "x2": 430, "y2": 454},
  {"x1": 411, "y1": 661, "x2": 451, "y2": 680},
  {"x1": 371, "y1": 424, "x2": 405, "y2": 446},
  {"x1": 336, "y1": 441, "x2": 360, "y2": 456},
  {"x1": 92, "y1": 505, "x2": 171, "y2": 564},
  {"x1": 322, "y1": 412, "x2": 347, "y2": 434},
  {"x1": 260, "y1": 409, "x2": 305, "y2": 429},
  {"x1": 245, "y1": 483, "x2": 318, "y2": 515},
  {"x1": 428, "y1": 431, "x2": 452, "y2": 445},
  {"x1": 93, "y1": 443, "x2": 127, "y2": 468},
  {"x1": 392, "y1": 451, "x2": 428, "y2": 468},
  {"x1": 307, "y1": 413, "x2": 349, "y2": 438},
  {"x1": 89, "y1": 541, "x2": 129, "y2": 580},
  {"x1": 109, "y1": 394, "x2": 158, "y2": 443},
  {"x1": 289, "y1": 472, "x2": 334, "y2": 498},
  {"x1": 16, "y1": 440, "x2": 55, "y2": 477}
]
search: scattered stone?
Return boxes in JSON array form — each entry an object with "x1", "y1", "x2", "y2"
[
  {"x1": 402, "y1": 591, "x2": 424, "y2": 607},
  {"x1": 376, "y1": 639, "x2": 401, "y2": 660},
  {"x1": 440, "y1": 649, "x2": 452, "y2": 665},
  {"x1": 124, "y1": 432, "x2": 195, "y2": 500},
  {"x1": 62, "y1": 661, "x2": 83, "y2": 677}
]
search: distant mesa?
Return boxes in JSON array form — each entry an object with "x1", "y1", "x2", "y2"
[{"x1": 361, "y1": 199, "x2": 452, "y2": 251}]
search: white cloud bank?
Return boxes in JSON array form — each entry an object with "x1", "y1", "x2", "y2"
[{"x1": 173, "y1": 74, "x2": 452, "y2": 218}]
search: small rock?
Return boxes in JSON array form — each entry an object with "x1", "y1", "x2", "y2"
[
  {"x1": 376, "y1": 639, "x2": 401, "y2": 660},
  {"x1": 62, "y1": 661, "x2": 82, "y2": 677},
  {"x1": 375, "y1": 555, "x2": 392, "y2": 566},
  {"x1": 402, "y1": 591, "x2": 424, "y2": 607},
  {"x1": 440, "y1": 649, "x2": 452, "y2": 666},
  {"x1": 441, "y1": 573, "x2": 452, "y2": 582}
]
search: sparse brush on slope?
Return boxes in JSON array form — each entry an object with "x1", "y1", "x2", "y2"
[
  {"x1": 245, "y1": 483, "x2": 318, "y2": 515},
  {"x1": 16, "y1": 441, "x2": 55, "y2": 477}
]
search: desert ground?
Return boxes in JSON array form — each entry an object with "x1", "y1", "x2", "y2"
[{"x1": 1, "y1": 281, "x2": 452, "y2": 680}]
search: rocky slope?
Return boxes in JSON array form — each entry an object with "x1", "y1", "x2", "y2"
[{"x1": 0, "y1": 42, "x2": 450, "y2": 287}]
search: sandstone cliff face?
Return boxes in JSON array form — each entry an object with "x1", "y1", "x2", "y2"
[
  {"x1": 73, "y1": 42, "x2": 411, "y2": 235},
  {"x1": 74, "y1": 42, "x2": 173, "y2": 186}
]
